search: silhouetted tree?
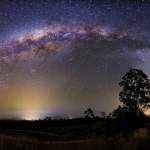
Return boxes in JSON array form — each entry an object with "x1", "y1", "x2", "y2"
[
  {"x1": 110, "y1": 106, "x2": 127, "y2": 119},
  {"x1": 85, "y1": 108, "x2": 95, "y2": 118},
  {"x1": 119, "y1": 69, "x2": 150, "y2": 115},
  {"x1": 101, "y1": 111, "x2": 106, "y2": 118}
]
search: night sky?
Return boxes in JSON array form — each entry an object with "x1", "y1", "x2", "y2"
[{"x1": 0, "y1": 0, "x2": 149, "y2": 120}]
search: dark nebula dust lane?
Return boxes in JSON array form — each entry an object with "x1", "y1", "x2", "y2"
[{"x1": 0, "y1": 0, "x2": 149, "y2": 119}]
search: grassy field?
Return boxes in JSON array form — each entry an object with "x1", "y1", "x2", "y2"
[
  {"x1": 0, "y1": 119, "x2": 150, "y2": 150},
  {"x1": 0, "y1": 130, "x2": 150, "y2": 150}
]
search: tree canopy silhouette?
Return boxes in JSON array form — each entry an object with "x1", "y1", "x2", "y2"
[
  {"x1": 119, "y1": 69, "x2": 150, "y2": 115},
  {"x1": 85, "y1": 108, "x2": 95, "y2": 118}
]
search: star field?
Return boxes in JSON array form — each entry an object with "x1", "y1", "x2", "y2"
[{"x1": 0, "y1": 0, "x2": 149, "y2": 119}]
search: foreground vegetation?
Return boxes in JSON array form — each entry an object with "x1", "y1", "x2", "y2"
[
  {"x1": 0, "y1": 124, "x2": 150, "y2": 150},
  {"x1": 0, "y1": 117, "x2": 149, "y2": 150}
]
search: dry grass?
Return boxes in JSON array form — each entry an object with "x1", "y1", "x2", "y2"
[
  {"x1": 1, "y1": 121, "x2": 150, "y2": 150},
  {"x1": 0, "y1": 135, "x2": 101, "y2": 150},
  {"x1": 0, "y1": 132, "x2": 150, "y2": 150}
]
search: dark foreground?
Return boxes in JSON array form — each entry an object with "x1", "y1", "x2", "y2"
[{"x1": 0, "y1": 118, "x2": 150, "y2": 150}]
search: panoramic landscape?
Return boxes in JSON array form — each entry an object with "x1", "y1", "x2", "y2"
[{"x1": 0, "y1": 0, "x2": 150, "y2": 149}]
